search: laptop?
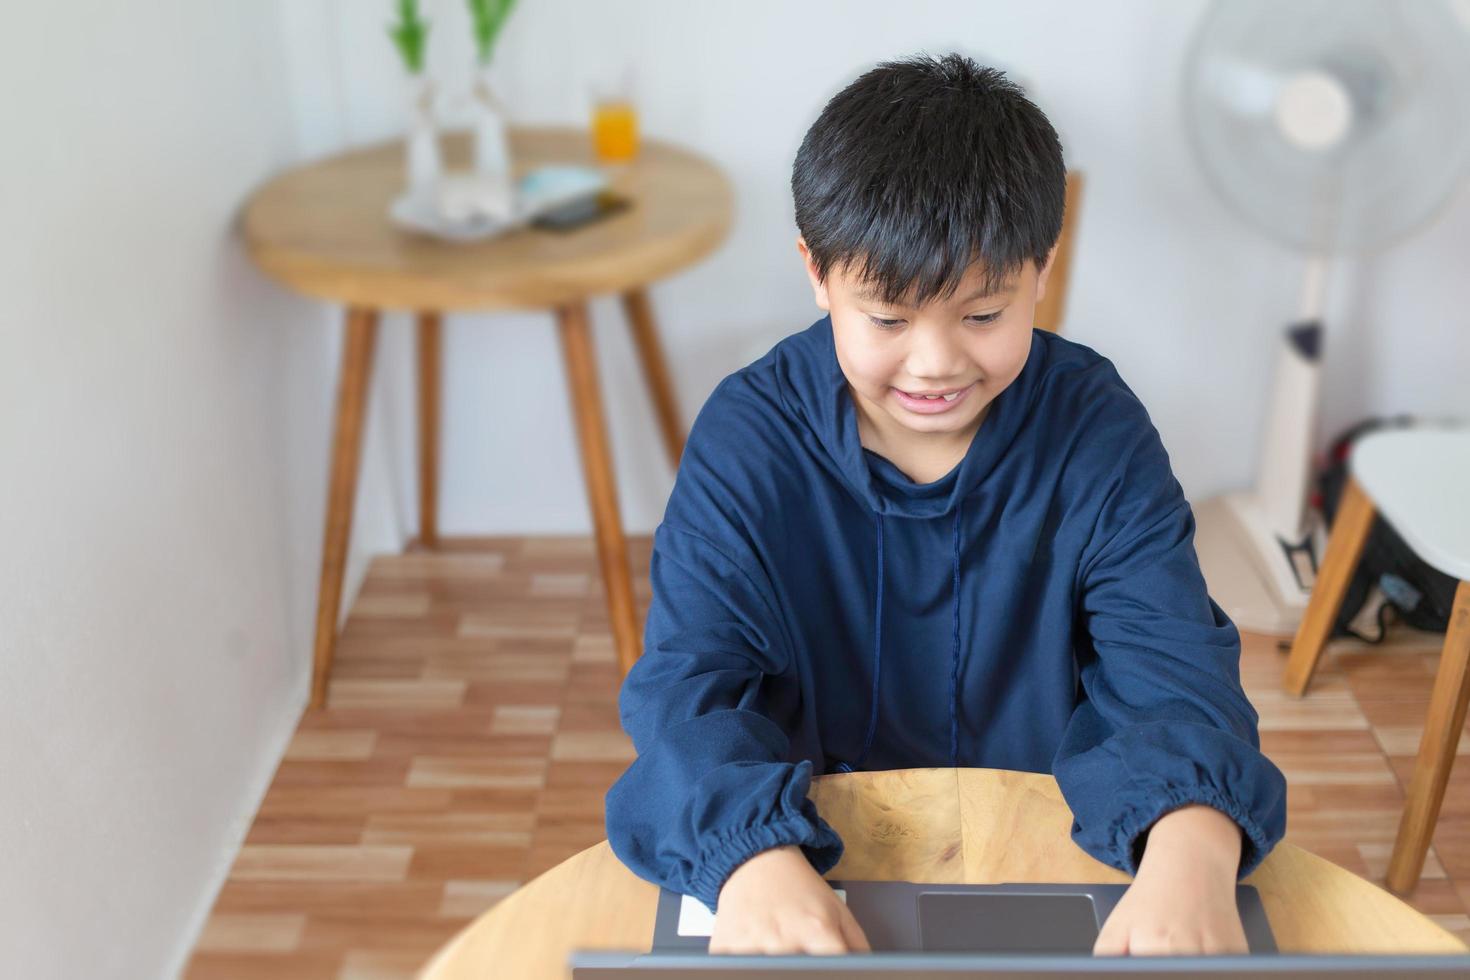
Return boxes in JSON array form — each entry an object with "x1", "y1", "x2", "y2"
[
  {"x1": 569, "y1": 879, "x2": 1470, "y2": 976},
  {"x1": 570, "y1": 952, "x2": 1470, "y2": 976}
]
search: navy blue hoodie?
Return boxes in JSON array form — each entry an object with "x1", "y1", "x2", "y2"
[{"x1": 605, "y1": 315, "x2": 1287, "y2": 912}]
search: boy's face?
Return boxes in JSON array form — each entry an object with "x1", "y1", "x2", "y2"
[{"x1": 798, "y1": 238, "x2": 1055, "y2": 446}]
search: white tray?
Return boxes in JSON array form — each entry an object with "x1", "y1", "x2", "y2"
[{"x1": 389, "y1": 165, "x2": 609, "y2": 242}]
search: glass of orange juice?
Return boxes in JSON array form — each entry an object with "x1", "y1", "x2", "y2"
[{"x1": 590, "y1": 67, "x2": 639, "y2": 165}]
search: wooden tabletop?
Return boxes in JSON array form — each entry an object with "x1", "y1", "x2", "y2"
[
  {"x1": 417, "y1": 768, "x2": 1467, "y2": 978},
  {"x1": 239, "y1": 126, "x2": 734, "y2": 312}
]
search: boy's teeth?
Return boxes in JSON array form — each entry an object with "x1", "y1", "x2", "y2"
[{"x1": 913, "y1": 391, "x2": 961, "y2": 401}]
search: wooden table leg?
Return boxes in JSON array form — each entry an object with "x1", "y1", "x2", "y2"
[
  {"x1": 309, "y1": 307, "x2": 379, "y2": 710},
  {"x1": 621, "y1": 287, "x2": 686, "y2": 471},
  {"x1": 1387, "y1": 579, "x2": 1470, "y2": 894},
  {"x1": 417, "y1": 311, "x2": 442, "y2": 549},
  {"x1": 1283, "y1": 477, "x2": 1376, "y2": 697},
  {"x1": 556, "y1": 302, "x2": 643, "y2": 677}
]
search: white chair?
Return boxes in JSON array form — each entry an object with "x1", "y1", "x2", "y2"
[{"x1": 1282, "y1": 425, "x2": 1470, "y2": 895}]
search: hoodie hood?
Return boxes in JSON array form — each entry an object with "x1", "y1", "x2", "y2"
[{"x1": 776, "y1": 313, "x2": 1050, "y2": 520}]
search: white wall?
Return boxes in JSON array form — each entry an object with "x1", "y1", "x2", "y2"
[
  {"x1": 0, "y1": 2, "x2": 375, "y2": 977},
  {"x1": 292, "y1": 0, "x2": 1470, "y2": 543}
]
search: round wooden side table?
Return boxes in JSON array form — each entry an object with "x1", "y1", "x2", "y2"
[
  {"x1": 417, "y1": 768, "x2": 1467, "y2": 978},
  {"x1": 239, "y1": 126, "x2": 733, "y2": 706}
]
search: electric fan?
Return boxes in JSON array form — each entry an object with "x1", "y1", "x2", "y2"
[{"x1": 1183, "y1": 0, "x2": 1470, "y2": 635}]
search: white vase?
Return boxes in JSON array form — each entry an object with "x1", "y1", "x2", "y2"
[
  {"x1": 404, "y1": 74, "x2": 441, "y2": 198},
  {"x1": 470, "y1": 70, "x2": 513, "y2": 183}
]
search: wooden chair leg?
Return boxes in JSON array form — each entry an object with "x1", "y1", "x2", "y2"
[
  {"x1": 556, "y1": 302, "x2": 643, "y2": 677},
  {"x1": 1033, "y1": 171, "x2": 1084, "y2": 335},
  {"x1": 417, "y1": 311, "x2": 442, "y2": 549},
  {"x1": 310, "y1": 307, "x2": 379, "y2": 709},
  {"x1": 1283, "y1": 477, "x2": 1376, "y2": 697},
  {"x1": 621, "y1": 287, "x2": 686, "y2": 471},
  {"x1": 1386, "y1": 579, "x2": 1470, "y2": 894}
]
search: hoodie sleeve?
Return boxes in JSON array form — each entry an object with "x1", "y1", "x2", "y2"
[
  {"x1": 1052, "y1": 385, "x2": 1287, "y2": 880},
  {"x1": 604, "y1": 517, "x2": 844, "y2": 912}
]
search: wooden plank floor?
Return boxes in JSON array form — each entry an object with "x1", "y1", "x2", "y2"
[{"x1": 184, "y1": 535, "x2": 1470, "y2": 978}]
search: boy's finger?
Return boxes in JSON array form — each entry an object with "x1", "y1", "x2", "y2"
[
  {"x1": 1092, "y1": 920, "x2": 1128, "y2": 957},
  {"x1": 709, "y1": 932, "x2": 757, "y2": 956},
  {"x1": 1127, "y1": 931, "x2": 1172, "y2": 956},
  {"x1": 1202, "y1": 927, "x2": 1248, "y2": 955},
  {"x1": 800, "y1": 927, "x2": 848, "y2": 956},
  {"x1": 838, "y1": 906, "x2": 871, "y2": 952}
]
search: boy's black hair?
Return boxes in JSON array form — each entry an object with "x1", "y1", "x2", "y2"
[{"x1": 792, "y1": 53, "x2": 1066, "y2": 307}]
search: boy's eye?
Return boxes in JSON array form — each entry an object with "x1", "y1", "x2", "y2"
[{"x1": 865, "y1": 312, "x2": 1003, "y2": 330}]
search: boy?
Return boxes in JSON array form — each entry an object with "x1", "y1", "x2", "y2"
[{"x1": 605, "y1": 53, "x2": 1286, "y2": 957}]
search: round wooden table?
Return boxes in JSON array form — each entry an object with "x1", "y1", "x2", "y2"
[
  {"x1": 239, "y1": 126, "x2": 733, "y2": 706},
  {"x1": 418, "y1": 768, "x2": 1467, "y2": 978}
]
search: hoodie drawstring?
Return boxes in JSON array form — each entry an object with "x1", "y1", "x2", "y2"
[
  {"x1": 851, "y1": 512, "x2": 885, "y2": 770},
  {"x1": 948, "y1": 500, "x2": 963, "y2": 768},
  {"x1": 843, "y1": 501, "x2": 964, "y2": 773}
]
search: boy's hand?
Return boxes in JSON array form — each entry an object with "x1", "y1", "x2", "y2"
[
  {"x1": 1094, "y1": 804, "x2": 1249, "y2": 956},
  {"x1": 710, "y1": 845, "x2": 871, "y2": 955}
]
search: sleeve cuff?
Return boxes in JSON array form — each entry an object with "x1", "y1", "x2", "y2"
[
  {"x1": 1110, "y1": 783, "x2": 1276, "y2": 880},
  {"x1": 685, "y1": 760, "x2": 845, "y2": 911}
]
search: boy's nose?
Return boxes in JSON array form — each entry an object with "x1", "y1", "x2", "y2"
[{"x1": 903, "y1": 332, "x2": 971, "y2": 382}]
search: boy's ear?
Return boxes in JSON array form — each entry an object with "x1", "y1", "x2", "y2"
[
  {"x1": 796, "y1": 236, "x2": 832, "y2": 312},
  {"x1": 1033, "y1": 243, "x2": 1060, "y2": 305}
]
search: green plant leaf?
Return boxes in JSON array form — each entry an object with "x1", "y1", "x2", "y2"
[
  {"x1": 467, "y1": 0, "x2": 517, "y2": 65},
  {"x1": 388, "y1": 0, "x2": 430, "y2": 73}
]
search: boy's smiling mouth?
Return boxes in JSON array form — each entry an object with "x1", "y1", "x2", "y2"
[{"x1": 892, "y1": 381, "x2": 975, "y2": 413}]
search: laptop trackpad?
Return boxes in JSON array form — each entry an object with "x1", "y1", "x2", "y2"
[{"x1": 917, "y1": 892, "x2": 1100, "y2": 953}]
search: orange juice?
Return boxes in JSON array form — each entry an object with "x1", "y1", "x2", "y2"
[{"x1": 592, "y1": 101, "x2": 638, "y2": 163}]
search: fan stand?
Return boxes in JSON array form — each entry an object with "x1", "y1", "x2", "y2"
[
  {"x1": 1195, "y1": 258, "x2": 1331, "y2": 637},
  {"x1": 1183, "y1": 3, "x2": 1470, "y2": 636}
]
